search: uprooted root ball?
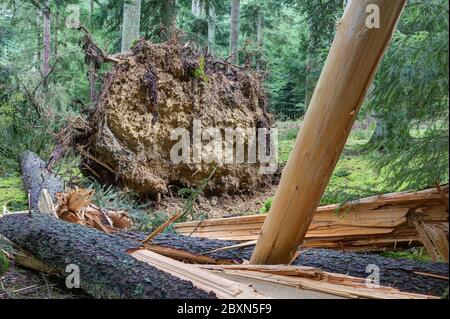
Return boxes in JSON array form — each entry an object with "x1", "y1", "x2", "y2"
[{"x1": 79, "y1": 39, "x2": 272, "y2": 196}]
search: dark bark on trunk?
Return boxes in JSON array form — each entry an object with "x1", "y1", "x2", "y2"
[
  {"x1": 54, "y1": 11, "x2": 58, "y2": 57},
  {"x1": 20, "y1": 151, "x2": 64, "y2": 211},
  {"x1": 256, "y1": 9, "x2": 264, "y2": 71},
  {"x1": 207, "y1": 5, "x2": 216, "y2": 51},
  {"x1": 161, "y1": 0, "x2": 176, "y2": 37},
  {"x1": 121, "y1": 0, "x2": 142, "y2": 52},
  {"x1": 229, "y1": 0, "x2": 240, "y2": 65},
  {"x1": 42, "y1": 0, "x2": 51, "y2": 89},
  {"x1": 121, "y1": 231, "x2": 449, "y2": 296},
  {"x1": 0, "y1": 213, "x2": 214, "y2": 299}
]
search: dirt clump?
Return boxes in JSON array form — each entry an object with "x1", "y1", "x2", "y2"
[{"x1": 77, "y1": 37, "x2": 272, "y2": 197}]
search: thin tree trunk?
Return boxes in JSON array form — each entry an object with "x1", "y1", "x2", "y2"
[
  {"x1": 88, "y1": 0, "x2": 96, "y2": 104},
  {"x1": 35, "y1": 8, "x2": 41, "y2": 68},
  {"x1": 161, "y1": 0, "x2": 177, "y2": 37},
  {"x1": 89, "y1": 0, "x2": 94, "y2": 28},
  {"x1": 191, "y1": 0, "x2": 199, "y2": 17},
  {"x1": 256, "y1": 9, "x2": 264, "y2": 70},
  {"x1": 42, "y1": 0, "x2": 51, "y2": 88},
  {"x1": 54, "y1": 11, "x2": 58, "y2": 57},
  {"x1": 121, "y1": 0, "x2": 142, "y2": 52},
  {"x1": 250, "y1": 0, "x2": 407, "y2": 265},
  {"x1": 229, "y1": 0, "x2": 241, "y2": 65},
  {"x1": 208, "y1": 5, "x2": 216, "y2": 51}
]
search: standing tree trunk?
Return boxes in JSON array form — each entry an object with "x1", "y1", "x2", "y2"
[
  {"x1": 54, "y1": 10, "x2": 58, "y2": 57},
  {"x1": 161, "y1": 0, "x2": 177, "y2": 37},
  {"x1": 89, "y1": 0, "x2": 96, "y2": 104},
  {"x1": 229, "y1": 0, "x2": 241, "y2": 65},
  {"x1": 42, "y1": 0, "x2": 51, "y2": 89},
  {"x1": 256, "y1": 8, "x2": 264, "y2": 70},
  {"x1": 121, "y1": 0, "x2": 142, "y2": 52},
  {"x1": 250, "y1": 0, "x2": 407, "y2": 265},
  {"x1": 191, "y1": 0, "x2": 200, "y2": 17},
  {"x1": 35, "y1": 8, "x2": 41, "y2": 68},
  {"x1": 208, "y1": 5, "x2": 216, "y2": 51}
]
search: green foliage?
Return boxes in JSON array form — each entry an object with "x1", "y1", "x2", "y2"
[
  {"x1": 82, "y1": 179, "x2": 156, "y2": 232},
  {"x1": 259, "y1": 197, "x2": 272, "y2": 214},
  {"x1": 193, "y1": 56, "x2": 208, "y2": 81},
  {"x1": 381, "y1": 248, "x2": 431, "y2": 263},
  {"x1": 0, "y1": 175, "x2": 27, "y2": 211},
  {"x1": 366, "y1": 0, "x2": 449, "y2": 190},
  {"x1": 0, "y1": 250, "x2": 10, "y2": 275}
]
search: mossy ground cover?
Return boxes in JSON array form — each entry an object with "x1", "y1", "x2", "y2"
[
  {"x1": 0, "y1": 175, "x2": 27, "y2": 211},
  {"x1": 277, "y1": 120, "x2": 388, "y2": 205}
]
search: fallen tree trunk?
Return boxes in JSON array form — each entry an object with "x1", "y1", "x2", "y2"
[
  {"x1": 1, "y1": 211, "x2": 447, "y2": 297},
  {"x1": 132, "y1": 232, "x2": 449, "y2": 296},
  {"x1": 0, "y1": 213, "x2": 214, "y2": 299},
  {"x1": 20, "y1": 151, "x2": 64, "y2": 211},
  {"x1": 174, "y1": 186, "x2": 449, "y2": 260}
]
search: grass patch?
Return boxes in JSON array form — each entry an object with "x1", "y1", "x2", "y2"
[
  {"x1": 0, "y1": 175, "x2": 27, "y2": 211},
  {"x1": 0, "y1": 250, "x2": 10, "y2": 275},
  {"x1": 276, "y1": 122, "x2": 389, "y2": 206},
  {"x1": 380, "y1": 248, "x2": 431, "y2": 263}
]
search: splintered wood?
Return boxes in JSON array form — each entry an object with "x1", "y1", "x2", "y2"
[
  {"x1": 198, "y1": 264, "x2": 439, "y2": 299},
  {"x1": 131, "y1": 249, "x2": 267, "y2": 299},
  {"x1": 174, "y1": 186, "x2": 449, "y2": 257},
  {"x1": 54, "y1": 188, "x2": 132, "y2": 233}
]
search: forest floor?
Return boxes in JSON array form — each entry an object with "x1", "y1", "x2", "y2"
[{"x1": 0, "y1": 120, "x2": 434, "y2": 299}]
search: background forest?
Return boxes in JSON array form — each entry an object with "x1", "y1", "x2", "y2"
[{"x1": 0, "y1": 0, "x2": 448, "y2": 214}]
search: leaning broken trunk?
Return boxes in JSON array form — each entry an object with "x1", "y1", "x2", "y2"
[{"x1": 77, "y1": 38, "x2": 272, "y2": 196}]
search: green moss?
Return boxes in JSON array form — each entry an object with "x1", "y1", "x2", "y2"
[
  {"x1": 442, "y1": 288, "x2": 449, "y2": 299},
  {"x1": 260, "y1": 198, "x2": 272, "y2": 214},
  {"x1": 0, "y1": 250, "x2": 10, "y2": 275},
  {"x1": 0, "y1": 175, "x2": 27, "y2": 211},
  {"x1": 380, "y1": 249, "x2": 432, "y2": 263},
  {"x1": 193, "y1": 56, "x2": 208, "y2": 82}
]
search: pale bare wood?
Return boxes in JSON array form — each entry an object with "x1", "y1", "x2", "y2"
[
  {"x1": 204, "y1": 240, "x2": 258, "y2": 254},
  {"x1": 143, "y1": 244, "x2": 230, "y2": 264},
  {"x1": 174, "y1": 186, "x2": 448, "y2": 251},
  {"x1": 37, "y1": 188, "x2": 58, "y2": 218},
  {"x1": 413, "y1": 271, "x2": 449, "y2": 281},
  {"x1": 0, "y1": 234, "x2": 56, "y2": 274},
  {"x1": 199, "y1": 265, "x2": 438, "y2": 299},
  {"x1": 131, "y1": 249, "x2": 269, "y2": 299},
  {"x1": 142, "y1": 211, "x2": 183, "y2": 244},
  {"x1": 251, "y1": 0, "x2": 408, "y2": 264}
]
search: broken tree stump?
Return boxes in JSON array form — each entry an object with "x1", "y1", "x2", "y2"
[
  {"x1": 20, "y1": 151, "x2": 64, "y2": 211},
  {"x1": 251, "y1": 0, "x2": 407, "y2": 265}
]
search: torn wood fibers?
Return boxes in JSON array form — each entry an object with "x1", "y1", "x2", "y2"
[{"x1": 174, "y1": 186, "x2": 449, "y2": 262}]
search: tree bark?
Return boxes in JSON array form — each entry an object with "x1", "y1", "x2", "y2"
[
  {"x1": 34, "y1": 8, "x2": 41, "y2": 68},
  {"x1": 250, "y1": 0, "x2": 407, "y2": 265},
  {"x1": 121, "y1": 0, "x2": 142, "y2": 52},
  {"x1": 20, "y1": 151, "x2": 64, "y2": 211},
  {"x1": 191, "y1": 0, "x2": 200, "y2": 17},
  {"x1": 208, "y1": 5, "x2": 216, "y2": 51},
  {"x1": 256, "y1": 8, "x2": 264, "y2": 70},
  {"x1": 229, "y1": 0, "x2": 241, "y2": 65},
  {"x1": 42, "y1": 0, "x2": 51, "y2": 88},
  {"x1": 0, "y1": 213, "x2": 213, "y2": 299},
  {"x1": 54, "y1": 10, "x2": 58, "y2": 57},
  {"x1": 161, "y1": 0, "x2": 177, "y2": 37}
]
